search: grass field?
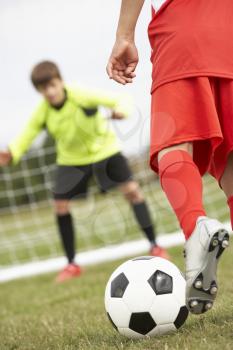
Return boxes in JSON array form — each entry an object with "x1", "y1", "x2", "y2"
[{"x1": 1, "y1": 244, "x2": 232, "y2": 350}]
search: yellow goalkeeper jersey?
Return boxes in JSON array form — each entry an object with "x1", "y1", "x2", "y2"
[{"x1": 10, "y1": 86, "x2": 132, "y2": 165}]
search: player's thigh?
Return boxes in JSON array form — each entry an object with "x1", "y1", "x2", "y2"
[
  {"x1": 158, "y1": 142, "x2": 193, "y2": 162},
  {"x1": 53, "y1": 165, "x2": 91, "y2": 201}
]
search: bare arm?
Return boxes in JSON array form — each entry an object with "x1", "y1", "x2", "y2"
[
  {"x1": 107, "y1": 0, "x2": 145, "y2": 84},
  {"x1": 116, "y1": 0, "x2": 145, "y2": 40}
]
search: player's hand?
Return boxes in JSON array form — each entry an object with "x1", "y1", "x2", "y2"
[
  {"x1": 107, "y1": 38, "x2": 138, "y2": 85},
  {"x1": 0, "y1": 150, "x2": 12, "y2": 166},
  {"x1": 111, "y1": 111, "x2": 125, "y2": 120}
]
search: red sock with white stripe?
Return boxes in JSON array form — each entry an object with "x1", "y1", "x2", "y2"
[{"x1": 158, "y1": 150, "x2": 206, "y2": 240}]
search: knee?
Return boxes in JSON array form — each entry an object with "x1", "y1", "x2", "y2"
[
  {"x1": 120, "y1": 181, "x2": 144, "y2": 204},
  {"x1": 158, "y1": 143, "x2": 193, "y2": 163},
  {"x1": 54, "y1": 200, "x2": 70, "y2": 215}
]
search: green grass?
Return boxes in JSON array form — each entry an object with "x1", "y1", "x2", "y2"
[{"x1": 0, "y1": 244, "x2": 233, "y2": 350}]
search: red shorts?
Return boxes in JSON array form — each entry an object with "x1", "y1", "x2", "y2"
[{"x1": 150, "y1": 77, "x2": 233, "y2": 181}]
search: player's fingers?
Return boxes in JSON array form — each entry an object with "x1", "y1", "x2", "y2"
[
  {"x1": 115, "y1": 69, "x2": 132, "y2": 79},
  {"x1": 107, "y1": 62, "x2": 127, "y2": 83},
  {"x1": 116, "y1": 76, "x2": 127, "y2": 84},
  {"x1": 118, "y1": 72, "x2": 133, "y2": 84},
  {"x1": 106, "y1": 61, "x2": 113, "y2": 79},
  {"x1": 125, "y1": 63, "x2": 137, "y2": 75},
  {"x1": 115, "y1": 75, "x2": 132, "y2": 84},
  {"x1": 125, "y1": 66, "x2": 134, "y2": 75},
  {"x1": 114, "y1": 77, "x2": 127, "y2": 85},
  {"x1": 111, "y1": 71, "x2": 127, "y2": 84},
  {"x1": 129, "y1": 72, "x2": 136, "y2": 78},
  {"x1": 112, "y1": 69, "x2": 127, "y2": 82},
  {"x1": 122, "y1": 76, "x2": 133, "y2": 83},
  {"x1": 124, "y1": 72, "x2": 136, "y2": 80}
]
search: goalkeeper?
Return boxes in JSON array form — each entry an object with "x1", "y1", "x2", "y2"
[{"x1": 0, "y1": 61, "x2": 169, "y2": 282}]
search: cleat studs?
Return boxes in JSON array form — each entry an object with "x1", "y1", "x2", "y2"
[
  {"x1": 205, "y1": 302, "x2": 213, "y2": 311},
  {"x1": 212, "y1": 239, "x2": 219, "y2": 247},
  {"x1": 190, "y1": 300, "x2": 198, "y2": 308},
  {"x1": 222, "y1": 240, "x2": 229, "y2": 248},
  {"x1": 210, "y1": 286, "x2": 218, "y2": 295},
  {"x1": 195, "y1": 280, "x2": 203, "y2": 289}
]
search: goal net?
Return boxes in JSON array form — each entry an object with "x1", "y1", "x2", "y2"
[{"x1": 0, "y1": 136, "x2": 230, "y2": 279}]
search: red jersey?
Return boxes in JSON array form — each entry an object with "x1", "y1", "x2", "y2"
[{"x1": 148, "y1": 0, "x2": 233, "y2": 93}]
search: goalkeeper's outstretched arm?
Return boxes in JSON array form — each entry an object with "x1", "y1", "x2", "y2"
[{"x1": 0, "y1": 102, "x2": 47, "y2": 166}]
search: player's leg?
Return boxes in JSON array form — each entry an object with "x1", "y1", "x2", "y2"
[
  {"x1": 119, "y1": 180, "x2": 155, "y2": 244},
  {"x1": 54, "y1": 199, "x2": 76, "y2": 264},
  {"x1": 209, "y1": 79, "x2": 233, "y2": 230},
  {"x1": 220, "y1": 152, "x2": 233, "y2": 198},
  {"x1": 215, "y1": 79, "x2": 233, "y2": 231},
  {"x1": 158, "y1": 142, "x2": 229, "y2": 314},
  {"x1": 158, "y1": 142, "x2": 206, "y2": 240},
  {"x1": 219, "y1": 149, "x2": 233, "y2": 230},
  {"x1": 95, "y1": 153, "x2": 169, "y2": 258},
  {"x1": 53, "y1": 165, "x2": 90, "y2": 282},
  {"x1": 54, "y1": 199, "x2": 82, "y2": 282},
  {"x1": 118, "y1": 180, "x2": 169, "y2": 259},
  {"x1": 152, "y1": 78, "x2": 231, "y2": 314},
  {"x1": 221, "y1": 153, "x2": 233, "y2": 228}
]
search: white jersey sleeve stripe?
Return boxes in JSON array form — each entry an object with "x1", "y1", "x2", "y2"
[{"x1": 151, "y1": 0, "x2": 167, "y2": 11}]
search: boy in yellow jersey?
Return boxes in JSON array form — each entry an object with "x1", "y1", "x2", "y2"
[{"x1": 0, "y1": 61, "x2": 169, "y2": 282}]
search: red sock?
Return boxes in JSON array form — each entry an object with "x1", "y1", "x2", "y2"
[
  {"x1": 227, "y1": 196, "x2": 233, "y2": 229},
  {"x1": 159, "y1": 150, "x2": 206, "y2": 240}
]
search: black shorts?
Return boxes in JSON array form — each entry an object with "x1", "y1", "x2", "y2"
[{"x1": 53, "y1": 152, "x2": 133, "y2": 200}]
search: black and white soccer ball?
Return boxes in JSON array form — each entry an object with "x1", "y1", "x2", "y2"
[{"x1": 105, "y1": 256, "x2": 189, "y2": 338}]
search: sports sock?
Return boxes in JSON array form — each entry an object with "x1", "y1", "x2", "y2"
[
  {"x1": 132, "y1": 202, "x2": 156, "y2": 245},
  {"x1": 227, "y1": 196, "x2": 233, "y2": 229},
  {"x1": 56, "y1": 213, "x2": 76, "y2": 263},
  {"x1": 159, "y1": 150, "x2": 206, "y2": 240}
]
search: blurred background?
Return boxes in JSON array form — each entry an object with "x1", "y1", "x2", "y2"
[{"x1": 0, "y1": 0, "x2": 152, "y2": 154}]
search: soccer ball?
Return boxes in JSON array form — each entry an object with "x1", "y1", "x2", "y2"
[{"x1": 105, "y1": 256, "x2": 189, "y2": 338}]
